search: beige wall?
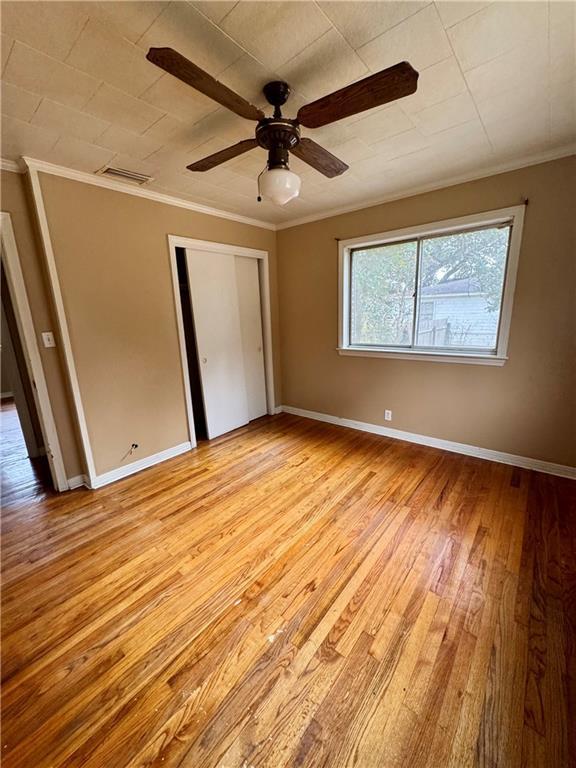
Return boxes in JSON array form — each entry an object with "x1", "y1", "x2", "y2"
[
  {"x1": 3, "y1": 156, "x2": 574, "y2": 484},
  {"x1": 1, "y1": 170, "x2": 83, "y2": 478},
  {"x1": 277, "y1": 156, "x2": 576, "y2": 467},
  {"x1": 38, "y1": 173, "x2": 279, "y2": 476}
]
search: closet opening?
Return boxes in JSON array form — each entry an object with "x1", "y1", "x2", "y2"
[
  {"x1": 173, "y1": 240, "x2": 270, "y2": 442},
  {"x1": 175, "y1": 247, "x2": 208, "y2": 442}
]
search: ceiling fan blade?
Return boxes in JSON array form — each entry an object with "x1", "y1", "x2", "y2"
[
  {"x1": 187, "y1": 138, "x2": 258, "y2": 171},
  {"x1": 297, "y1": 62, "x2": 418, "y2": 129},
  {"x1": 147, "y1": 47, "x2": 265, "y2": 122},
  {"x1": 290, "y1": 138, "x2": 348, "y2": 178}
]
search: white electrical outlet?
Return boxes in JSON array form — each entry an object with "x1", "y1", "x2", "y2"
[{"x1": 384, "y1": 410, "x2": 392, "y2": 421}]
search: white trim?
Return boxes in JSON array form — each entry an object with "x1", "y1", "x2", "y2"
[
  {"x1": 337, "y1": 207, "x2": 523, "y2": 249},
  {"x1": 1, "y1": 391, "x2": 14, "y2": 398},
  {"x1": 257, "y1": 254, "x2": 276, "y2": 417},
  {"x1": 276, "y1": 144, "x2": 576, "y2": 230},
  {"x1": 168, "y1": 236, "x2": 268, "y2": 261},
  {"x1": 89, "y1": 441, "x2": 192, "y2": 489},
  {"x1": 496, "y1": 208, "x2": 523, "y2": 358},
  {"x1": 280, "y1": 406, "x2": 576, "y2": 480},
  {"x1": 168, "y1": 242, "x2": 197, "y2": 450},
  {"x1": 337, "y1": 347, "x2": 507, "y2": 366},
  {"x1": 1, "y1": 159, "x2": 23, "y2": 173},
  {"x1": 7, "y1": 146, "x2": 574, "y2": 233},
  {"x1": 167, "y1": 236, "x2": 277, "y2": 441},
  {"x1": 6, "y1": 146, "x2": 574, "y2": 232},
  {"x1": 0, "y1": 212, "x2": 69, "y2": 491},
  {"x1": 21, "y1": 156, "x2": 276, "y2": 231},
  {"x1": 25, "y1": 159, "x2": 99, "y2": 485},
  {"x1": 338, "y1": 205, "x2": 525, "y2": 364},
  {"x1": 67, "y1": 474, "x2": 88, "y2": 490}
]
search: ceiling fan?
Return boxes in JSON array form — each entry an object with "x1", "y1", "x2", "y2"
[{"x1": 146, "y1": 47, "x2": 419, "y2": 205}]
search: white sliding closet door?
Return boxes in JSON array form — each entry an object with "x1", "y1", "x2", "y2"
[
  {"x1": 235, "y1": 257, "x2": 267, "y2": 420},
  {"x1": 185, "y1": 249, "x2": 249, "y2": 439}
]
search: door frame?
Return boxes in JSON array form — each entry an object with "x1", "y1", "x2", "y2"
[
  {"x1": 167, "y1": 235, "x2": 276, "y2": 445},
  {"x1": 0, "y1": 211, "x2": 68, "y2": 491}
]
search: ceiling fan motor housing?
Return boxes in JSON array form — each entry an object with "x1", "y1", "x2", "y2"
[{"x1": 255, "y1": 117, "x2": 300, "y2": 170}]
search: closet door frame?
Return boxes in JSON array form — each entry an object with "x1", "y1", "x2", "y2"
[{"x1": 167, "y1": 235, "x2": 275, "y2": 445}]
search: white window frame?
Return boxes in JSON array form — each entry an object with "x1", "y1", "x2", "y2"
[{"x1": 338, "y1": 205, "x2": 525, "y2": 366}]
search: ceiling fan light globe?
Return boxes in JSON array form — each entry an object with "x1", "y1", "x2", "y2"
[{"x1": 260, "y1": 168, "x2": 301, "y2": 205}]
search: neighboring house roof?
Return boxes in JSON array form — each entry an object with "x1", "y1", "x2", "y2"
[{"x1": 421, "y1": 277, "x2": 483, "y2": 296}]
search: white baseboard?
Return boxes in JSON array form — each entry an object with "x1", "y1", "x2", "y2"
[
  {"x1": 1, "y1": 391, "x2": 14, "y2": 399},
  {"x1": 86, "y1": 441, "x2": 192, "y2": 490},
  {"x1": 280, "y1": 405, "x2": 576, "y2": 480},
  {"x1": 67, "y1": 474, "x2": 88, "y2": 490}
]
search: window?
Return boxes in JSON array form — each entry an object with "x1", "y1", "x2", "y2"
[{"x1": 339, "y1": 207, "x2": 525, "y2": 365}]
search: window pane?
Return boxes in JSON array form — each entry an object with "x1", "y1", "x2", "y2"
[
  {"x1": 416, "y1": 226, "x2": 510, "y2": 351},
  {"x1": 350, "y1": 241, "x2": 418, "y2": 346}
]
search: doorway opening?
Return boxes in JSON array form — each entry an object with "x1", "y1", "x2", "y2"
[
  {"x1": 1, "y1": 261, "x2": 51, "y2": 500},
  {"x1": 1, "y1": 212, "x2": 67, "y2": 492}
]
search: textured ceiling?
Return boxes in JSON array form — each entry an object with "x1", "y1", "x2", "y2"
[{"x1": 1, "y1": 1, "x2": 574, "y2": 225}]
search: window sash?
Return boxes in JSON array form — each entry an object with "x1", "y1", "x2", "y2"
[
  {"x1": 347, "y1": 221, "x2": 513, "y2": 355},
  {"x1": 349, "y1": 237, "x2": 419, "y2": 349}
]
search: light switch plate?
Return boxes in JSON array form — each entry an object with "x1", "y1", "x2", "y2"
[{"x1": 41, "y1": 331, "x2": 56, "y2": 348}]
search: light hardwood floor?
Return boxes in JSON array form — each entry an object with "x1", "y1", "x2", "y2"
[
  {"x1": 1, "y1": 413, "x2": 574, "y2": 767},
  {"x1": 0, "y1": 398, "x2": 51, "y2": 506}
]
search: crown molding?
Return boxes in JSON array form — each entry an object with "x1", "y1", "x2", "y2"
[
  {"x1": 1, "y1": 158, "x2": 24, "y2": 173},
  {"x1": 5, "y1": 145, "x2": 575, "y2": 232},
  {"x1": 18, "y1": 156, "x2": 276, "y2": 231},
  {"x1": 275, "y1": 143, "x2": 576, "y2": 230}
]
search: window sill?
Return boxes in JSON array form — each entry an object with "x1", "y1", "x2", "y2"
[{"x1": 337, "y1": 347, "x2": 508, "y2": 366}]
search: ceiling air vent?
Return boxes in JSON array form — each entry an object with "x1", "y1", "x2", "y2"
[{"x1": 96, "y1": 166, "x2": 153, "y2": 185}]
